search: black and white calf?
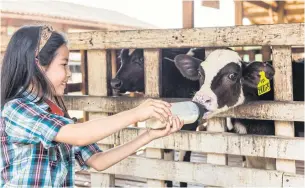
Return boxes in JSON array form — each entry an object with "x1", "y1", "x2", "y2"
[{"x1": 174, "y1": 49, "x2": 304, "y2": 170}]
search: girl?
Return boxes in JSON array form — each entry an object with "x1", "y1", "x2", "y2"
[{"x1": 0, "y1": 25, "x2": 183, "y2": 187}]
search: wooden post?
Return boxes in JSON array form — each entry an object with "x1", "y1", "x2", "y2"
[
  {"x1": 87, "y1": 50, "x2": 115, "y2": 187},
  {"x1": 262, "y1": 46, "x2": 272, "y2": 62},
  {"x1": 183, "y1": 0, "x2": 194, "y2": 28},
  {"x1": 277, "y1": 1, "x2": 286, "y2": 24},
  {"x1": 234, "y1": 0, "x2": 243, "y2": 26},
  {"x1": 205, "y1": 49, "x2": 228, "y2": 166},
  {"x1": 80, "y1": 50, "x2": 89, "y2": 121},
  {"x1": 111, "y1": 50, "x2": 117, "y2": 78},
  {"x1": 249, "y1": 50, "x2": 255, "y2": 61},
  {"x1": 272, "y1": 46, "x2": 295, "y2": 173},
  {"x1": 206, "y1": 119, "x2": 228, "y2": 166},
  {"x1": 234, "y1": 0, "x2": 243, "y2": 53},
  {"x1": 144, "y1": 49, "x2": 165, "y2": 187}
]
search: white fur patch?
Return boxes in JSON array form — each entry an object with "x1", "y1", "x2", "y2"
[
  {"x1": 186, "y1": 48, "x2": 195, "y2": 56},
  {"x1": 233, "y1": 122, "x2": 247, "y2": 134},
  {"x1": 128, "y1": 49, "x2": 135, "y2": 56},
  {"x1": 226, "y1": 117, "x2": 233, "y2": 130}
]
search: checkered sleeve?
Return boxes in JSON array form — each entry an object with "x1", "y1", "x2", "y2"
[
  {"x1": 74, "y1": 143, "x2": 102, "y2": 170},
  {"x1": 3, "y1": 99, "x2": 74, "y2": 149}
]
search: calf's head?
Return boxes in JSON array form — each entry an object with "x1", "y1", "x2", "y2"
[
  {"x1": 111, "y1": 49, "x2": 144, "y2": 95},
  {"x1": 174, "y1": 49, "x2": 275, "y2": 118}
]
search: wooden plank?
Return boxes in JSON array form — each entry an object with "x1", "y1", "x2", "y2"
[
  {"x1": 183, "y1": 1, "x2": 194, "y2": 28},
  {"x1": 283, "y1": 173, "x2": 305, "y2": 187},
  {"x1": 97, "y1": 128, "x2": 304, "y2": 161},
  {"x1": 87, "y1": 50, "x2": 115, "y2": 186},
  {"x1": 92, "y1": 156, "x2": 304, "y2": 187},
  {"x1": 65, "y1": 23, "x2": 304, "y2": 50},
  {"x1": 91, "y1": 173, "x2": 115, "y2": 187},
  {"x1": 272, "y1": 46, "x2": 296, "y2": 173},
  {"x1": 207, "y1": 118, "x2": 227, "y2": 165},
  {"x1": 143, "y1": 49, "x2": 165, "y2": 187},
  {"x1": 63, "y1": 96, "x2": 305, "y2": 122}
]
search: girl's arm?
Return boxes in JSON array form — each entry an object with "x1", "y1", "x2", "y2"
[
  {"x1": 86, "y1": 116, "x2": 183, "y2": 171},
  {"x1": 54, "y1": 99, "x2": 172, "y2": 146}
]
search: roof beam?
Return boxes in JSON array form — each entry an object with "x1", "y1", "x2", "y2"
[
  {"x1": 201, "y1": 0, "x2": 220, "y2": 9},
  {"x1": 276, "y1": 1, "x2": 286, "y2": 23},
  {"x1": 244, "y1": 8, "x2": 304, "y2": 18},
  {"x1": 247, "y1": 0, "x2": 277, "y2": 12},
  {"x1": 0, "y1": 11, "x2": 142, "y2": 30}
]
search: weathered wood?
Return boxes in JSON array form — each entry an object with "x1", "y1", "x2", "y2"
[
  {"x1": 80, "y1": 50, "x2": 89, "y2": 121},
  {"x1": 66, "y1": 23, "x2": 304, "y2": 50},
  {"x1": 75, "y1": 154, "x2": 304, "y2": 187},
  {"x1": 80, "y1": 50, "x2": 88, "y2": 95},
  {"x1": 92, "y1": 156, "x2": 304, "y2": 187},
  {"x1": 144, "y1": 49, "x2": 161, "y2": 97},
  {"x1": 272, "y1": 46, "x2": 296, "y2": 173},
  {"x1": 87, "y1": 50, "x2": 115, "y2": 186},
  {"x1": 283, "y1": 173, "x2": 305, "y2": 187},
  {"x1": 97, "y1": 127, "x2": 304, "y2": 161},
  {"x1": 63, "y1": 96, "x2": 305, "y2": 122},
  {"x1": 111, "y1": 50, "x2": 117, "y2": 78},
  {"x1": 143, "y1": 49, "x2": 165, "y2": 187},
  {"x1": 207, "y1": 118, "x2": 228, "y2": 165},
  {"x1": 87, "y1": 50, "x2": 108, "y2": 96},
  {"x1": 91, "y1": 173, "x2": 115, "y2": 187}
]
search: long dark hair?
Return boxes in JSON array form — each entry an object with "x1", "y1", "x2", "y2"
[{"x1": 1, "y1": 25, "x2": 70, "y2": 117}]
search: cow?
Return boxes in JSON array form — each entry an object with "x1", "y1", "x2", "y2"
[
  {"x1": 173, "y1": 49, "x2": 304, "y2": 171},
  {"x1": 110, "y1": 47, "x2": 205, "y2": 187}
]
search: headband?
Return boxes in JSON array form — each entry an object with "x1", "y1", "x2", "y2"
[{"x1": 38, "y1": 25, "x2": 54, "y2": 53}]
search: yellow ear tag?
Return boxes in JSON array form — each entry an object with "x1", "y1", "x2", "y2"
[{"x1": 257, "y1": 71, "x2": 271, "y2": 96}]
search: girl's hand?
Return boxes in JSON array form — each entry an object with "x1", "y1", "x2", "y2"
[
  {"x1": 147, "y1": 116, "x2": 184, "y2": 140},
  {"x1": 134, "y1": 99, "x2": 172, "y2": 122}
]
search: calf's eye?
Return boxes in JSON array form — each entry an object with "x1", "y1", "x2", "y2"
[{"x1": 228, "y1": 73, "x2": 238, "y2": 81}]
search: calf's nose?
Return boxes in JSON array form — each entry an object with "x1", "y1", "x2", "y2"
[{"x1": 193, "y1": 95, "x2": 212, "y2": 105}]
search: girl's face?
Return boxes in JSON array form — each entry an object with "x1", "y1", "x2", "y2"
[{"x1": 44, "y1": 45, "x2": 71, "y2": 96}]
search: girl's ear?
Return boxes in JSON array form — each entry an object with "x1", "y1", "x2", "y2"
[{"x1": 35, "y1": 57, "x2": 46, "y2": 72}]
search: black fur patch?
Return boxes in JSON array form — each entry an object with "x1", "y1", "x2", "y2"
[{"x1": 211, "y1": 63, "x2": 242, "y2": 108}]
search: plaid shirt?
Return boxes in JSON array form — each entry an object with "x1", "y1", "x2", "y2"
[{"x1": 0, "y1": 92, "x2": 102, "y2": 187}]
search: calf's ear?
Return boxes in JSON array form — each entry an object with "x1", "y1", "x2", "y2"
[
  {"x1": 119, "y1": 49, "x2": 130, "y2": 60},
  {"x1": 174, "y1": 54, "x2": 202, "y2": 81}
]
